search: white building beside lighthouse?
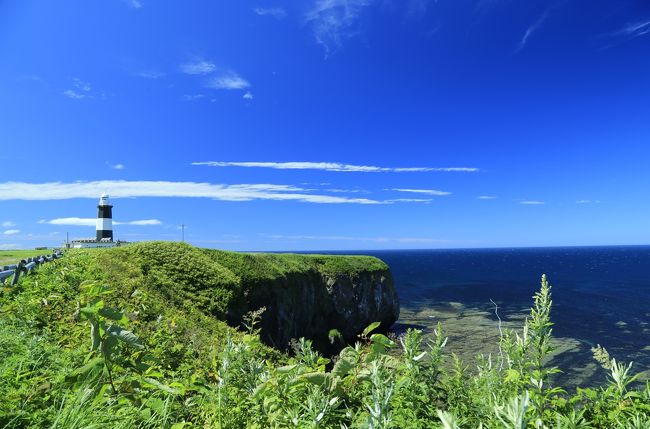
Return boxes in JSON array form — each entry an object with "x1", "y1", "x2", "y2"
[{"x1": 69, "y1": 193, "x2": 126, "y2": 248}]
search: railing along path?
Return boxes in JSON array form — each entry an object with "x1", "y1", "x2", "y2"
[{"x1": 0, "y1": 251, "x2": 63, "y2": 286}]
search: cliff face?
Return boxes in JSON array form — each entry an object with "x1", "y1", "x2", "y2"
[
  {"x1": 243, "y1": 268, "x2": 399, "y2": 353},
  {"x1": 100, "y1": 243, "x2": 401, "y2": 354}
]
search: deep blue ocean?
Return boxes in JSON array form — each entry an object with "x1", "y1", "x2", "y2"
[{"x1": 322, "y1": 246, "x2": 650, "y2": 387}]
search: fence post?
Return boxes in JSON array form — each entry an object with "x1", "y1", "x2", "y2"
[{"x1": 11, "y1": 261, "x2": 24, "y2": 286}]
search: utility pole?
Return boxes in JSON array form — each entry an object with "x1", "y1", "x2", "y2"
[{"x1": 181, "y1": 224, "x2": 185, "y2": 243}]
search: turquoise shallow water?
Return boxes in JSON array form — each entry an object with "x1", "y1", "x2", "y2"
[{"x1": 324, "y1": 246, "x2": 650, "y2": 388}]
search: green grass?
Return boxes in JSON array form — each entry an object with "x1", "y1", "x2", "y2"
[
  {"x1": 0, "y1": 249, "x2": 57, "y2": 267},
  {"x1": 1, "y1": 241, "x2": 649, "y2": 428},
  {"x1": 203, "y1": 247, "x2": 388, "y2": 281}
]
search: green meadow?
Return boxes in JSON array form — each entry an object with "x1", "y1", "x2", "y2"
[{"x1": 0, "y1": 249, "x2": 56, "y2": 267}]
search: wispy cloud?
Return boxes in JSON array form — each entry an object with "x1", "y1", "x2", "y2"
[
  {"x1": 0, "y1": 181, "x2": 384, "y2": 205},
  {"x1": 62, "y1": 78, "x2": 92, "y2": 99},
  {"x1": 3, "y1": 229, "x2": 20, "y2": 235},
  {"x1": 619, "y1": 21, "x2": 650, "y2": 39},
  {"x1": 110, "y1": 163, "x2": 126, "y2": 170},
  {"x1": 520, "y1": 200, "x2": 545, "y2": 205},
  {"x1": 125, "y1": 219, "x2": 162, "y2": 226},
  {"x1": 391, "y1": 188, "x2": 452, "y2": 196},
  {"x1": 243, "y1": 91, "x2": 254, "y2": 100},
  {"x1": 124, "y1": 0, "x2": 143, "y2": 8},
  {"x1": 477, "y1": 195, "x2": 497, "y2": 200},
  {"x1": 134, "y1": 71, "x2": 164, "y2": 79},
  {"x1": 40, "y1": 217, "x2": 95, "y2": 226},
  {"x1": 325, "y1": 188, "x2": 370, "y2": 194},
  {"x1": 180, "y1": 60, "x2": 217, "y2": 75},
  {"x1": 253, "y1": 7, "x2": 287, "y2": 19},
  {"x1": 599, "y1": 20, "x2": 650, "y2": 49},
  {"x1": 385, "y1": 198, "x2": 433, "y2": 204},
  {"x1": 193, "y1": 161, "x2": 479, "y2": 173},
  {"x1": 206, "y1": 73, "x2": 251, "y2": 90},
  {"x1": 0, "y1": 244, "x2": 17, "y2": 250},
  {"x1": 514, "y1": 10, "x2": 550, "y2": 53},
  {"x1": 576, "y1": 199, "x2": 600, "y2": 204},
  {"x1": 0, "y1": 181, "x2": 444, "y2": 205},
  {"x1": 183, "y1": 94, "x2": 205, "y2": 101},
  {"x1": 1, "y1": 221, "x2": 15, "y2": 228},
  {"x1": 40, "y1": 217, "x2": 161, "y2": 226},
  {"x1": 306, "y1": 0, "x2": 374, "y2": 57}
]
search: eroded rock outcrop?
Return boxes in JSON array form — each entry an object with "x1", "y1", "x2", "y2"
[
  {"x1": 237, "y1": 266, "x2": 399, "y2": 353},
  {"x1": 120, "y1": 243, "x2": 400, "y2": 354}
]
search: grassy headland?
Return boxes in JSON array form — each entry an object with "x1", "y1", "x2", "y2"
[
  {"x1": 0, "y1": 249, "x2": 55, "y2": 266},
  {"x1": 1, "y1": 242, "x2": 648, "y2": 428}
]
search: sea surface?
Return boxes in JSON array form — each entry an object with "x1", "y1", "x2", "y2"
[{"x1": 322, "y1": 246, "x2": 650, "y2": 389}]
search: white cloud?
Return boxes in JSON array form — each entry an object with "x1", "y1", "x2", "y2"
[
  {"x1": 391, "y1": 188, "x2": 452, "y2": 196},
  {"x1": 0, "y1": 244, "x2": 17, "y2": 250},
  {"x1": 520, "y1": 200, "x2": 545, "y2": 205},
  {"x1": 62, "y1": 78, "x2": 96, "y2": 100},
  {"x1": 619, "y1": 21, "x2": 650, "y2": 39},
  {"x1": 243, "y1": 91, "x2": 254, "y2": 100},
  {"x1": 306, "y1": 0, "x2": 374, "y2": 57},
  {"x1": 3, "y1": 229, "x2": 20, "y2": 235},
  {"x1": 477, "y1": 195, "x2": 497, "y2": 200},
  {"x1": 62, "y1": 90, "x2": 87, "y2": 99},
  {"x1": 124, "y1": 0, "x2": 143, "y2": 8},
  {"x1": 576, "y1": 200, "x2": 601, "y2": 204},
  {"x1": 134, "y1": 71, "x2": 163, "y2": 79},
  {"x1": 393, "y1": 167, "x2": 477, "y2": 172},
  {"x1": 253, "y1": 7, "x2": 287, "y2": 19},
  {"x1": 183, "y1": 94, "x2": 205, "y2": 101},
  {"x1": 111, "y1": 163, "x2": 126, "y2": 170},
  {"x1": 1, "y1": 221, "x2": 15, "y2": 228},
  {"x1": 206, "y1": 73, "x2": 251, "y2": 90},
  {"x1": 325, "y1": 188, "x2": 369, "y2": 194},
  {"x1": 180, "y1": 60, "x2": 217, "y2": 75},
  {"x1": 122, "y1": 219, "x2": 162, "y2": 226},
  {"x1": 42, "y1": 217, "x2": 162, "y2": 226},
  {"x1": 0, "y1": 181, "x2": 383, "y2": 204},
  {"x1": 385, "y1": 198, "x2": 433, "y2": 203},
  {"x1": 72, "y1": 78, "x2": 91, "y2": 92},
  {"x1": 193, "y1": 161, "x2": 479, "y2": 173},
  {"x1": 514, "y1": 10, "x2": 549, "y2": 53},
  {"x1": 44, "y1": 218, "x2": 96, "y2": 226}
]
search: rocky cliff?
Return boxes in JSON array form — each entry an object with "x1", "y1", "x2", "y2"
[
  {"x1": 238, "y1": 266, "x2": 399, "y2": 353},
  {"x1": 202, "y1": 248, "x2": 400, "y2": 353},
  {"x1": 98, "y1": 242, "x2": 400, "y2": 353}
]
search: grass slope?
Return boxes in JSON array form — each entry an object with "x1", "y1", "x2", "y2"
[
  {"x1": 1, "y1": 242, "x2": 649, "y2": 428},
  {"x1": 0, "y1": 250, "x2": 55, "y2": 266}
]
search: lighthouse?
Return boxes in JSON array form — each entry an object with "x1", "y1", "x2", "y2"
[
  {"x1": 69, "y1": 193, "x2": 125, "y2": 248},
  {"x1": 96, "y1": 193, "x2": 113, "y2": 241}
]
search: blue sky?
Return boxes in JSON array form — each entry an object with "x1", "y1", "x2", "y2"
[{"x1": 1, "y1": 0, "x2": 649, "y2": 251}]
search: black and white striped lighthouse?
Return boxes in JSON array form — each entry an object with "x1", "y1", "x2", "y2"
[{"x1": 96, "y1": 193, "x2": 113, "y2": 241}]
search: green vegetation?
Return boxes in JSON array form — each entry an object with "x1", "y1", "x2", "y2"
[
  {"x1": 0, "y1": 250, "x2": 54, "y2": 266},
  {"x1": 203, "y1": 248, "x2": 388, "y2": 281},
  {"x1": 1, "y1": 242, "x2": 649, "y2": 428}
]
